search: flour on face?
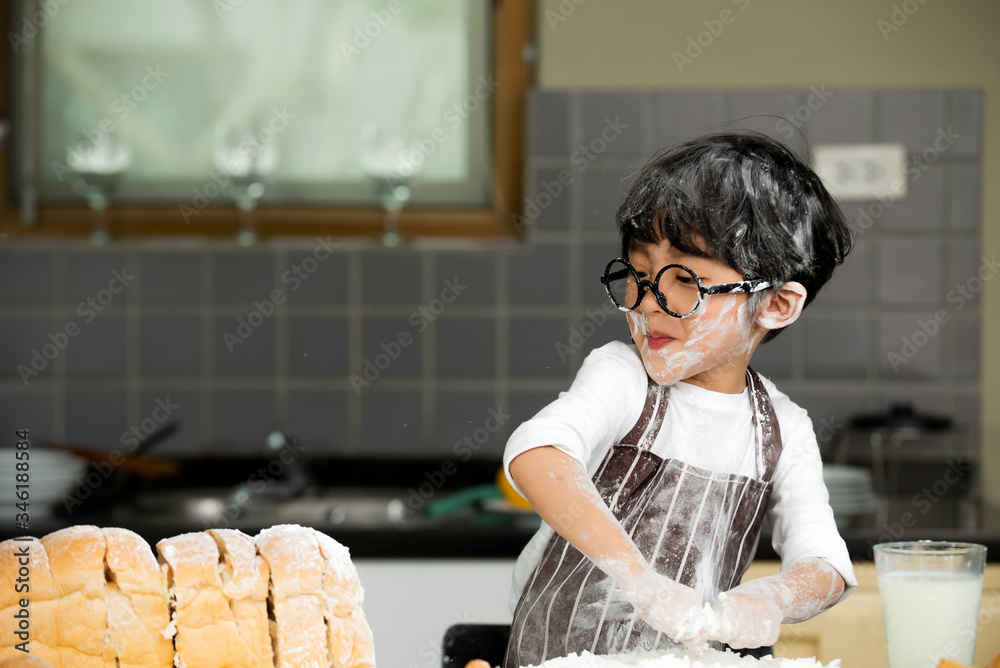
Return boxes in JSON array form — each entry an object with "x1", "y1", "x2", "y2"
[{"x1": 627, "y1": 295, "x2": 758, "y2": 391}]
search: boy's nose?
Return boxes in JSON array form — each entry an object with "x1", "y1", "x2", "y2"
[{"x1": 636, "y1": 285, "x2": 665, "y2": 314}]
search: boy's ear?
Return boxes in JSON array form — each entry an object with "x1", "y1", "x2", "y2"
[{"x1": 756, "y1": 281, "x2": 807, "y2": 331}]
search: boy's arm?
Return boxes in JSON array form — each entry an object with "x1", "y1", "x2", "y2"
[
  {"x1": 509, "y1": 445, "x2": 646, "y2": 579},
  {"x1": 716, "y1": 393, "x2": 856, "y2": 649},
  {"x1": 708, "y1": 557, "x2": 846, "y2": 649},
  {"x1": 508, "y1": 445, "x2": 710, "y2": 647}
]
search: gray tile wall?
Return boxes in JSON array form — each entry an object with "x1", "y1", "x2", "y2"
[{"x1": 0, "y1": 89, "x2": 981, "y2": 460}]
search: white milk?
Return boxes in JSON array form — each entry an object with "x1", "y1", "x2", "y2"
[{"x1": 878, "y1": 570, "x2": 984, "y2": 668}]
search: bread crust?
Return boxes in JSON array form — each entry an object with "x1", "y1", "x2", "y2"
[
  {"x1": 314, "y1": 532, "x2": 375, "y2": 668},
  {"x1": 40, "y1": 525, "x2": 113, "y2": 667},
  {"x1": 208, "y1": 529, "x2": 273, "y2": 668},
  {"x1": 254, "y1": 525, "x2": 330, "y2": 668},
  {"x1": 103, "y1": 527, "x2": 173, "y2": 668},
  {"x1": 157, "y1": 531, "x2": 261, "y2": 668}
]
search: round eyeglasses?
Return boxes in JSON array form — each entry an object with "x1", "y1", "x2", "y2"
[{"x1": 600, "y1": 258, "x2": 772, "y2": 318}]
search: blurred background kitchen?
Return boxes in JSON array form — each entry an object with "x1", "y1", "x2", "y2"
[{"x1": 0, "y1": 1, "x2": 998, "y2": 664}]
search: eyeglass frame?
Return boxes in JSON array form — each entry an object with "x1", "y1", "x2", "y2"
[{"x1": 600, "y1": 257, "x2": 773, "y2": 318}]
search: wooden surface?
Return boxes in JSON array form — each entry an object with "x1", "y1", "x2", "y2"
[{"x1": 745, "y1": 561, "x2": 1000, "y2": 668}]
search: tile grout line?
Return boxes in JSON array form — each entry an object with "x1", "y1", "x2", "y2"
[
  {"x1": 52, "y1": 247, "x2": 67, "y2": 443},
  {"x1": 422, "y1": 251, "x2": 436, "y2": 455},
  {"x1": 274, "y1": 246, "x2": 290, "y2": 427},
  {"x1": 347, "y1": 250, "x2": 363, "y2": 454},
  {"x1": 868, "y1": 91, "x2": 883, "y2": 410},
  {"x1": 567, "y1": 90, "x2": 583, "y2": 375},
  {"x1": 941, "y1": 92, "x2": 956, "y2": 409},
  {"x1": 126, "y1": 245, "x2": 141, "y2": 432},
  {"x1": 496, "y1": 244, "x2": 510, "y2": 439},
  {"x1": 791, "y1": 89, "x2": 807, "y2": 398},
  {"x1": 200, "y1": 250, "x2": 215, "y2": 453}
]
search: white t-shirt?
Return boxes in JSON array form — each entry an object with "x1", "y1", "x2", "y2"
[{"x1": 503, "y1": 341, "x2": 857, "y2": 612}]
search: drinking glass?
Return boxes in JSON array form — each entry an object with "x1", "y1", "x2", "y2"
[
  {"x1": 67, "y1": 133, "x2": 131, "y2": 245},
  {"x1": 360, "y1": 122, "x2": 418, "y2": 248},
  {"x1": 874, "y1": 541, "x2": 987, "y2": 668},
  {"x1": 212, "y1": 121, "x2": 278, "y2": 246}
]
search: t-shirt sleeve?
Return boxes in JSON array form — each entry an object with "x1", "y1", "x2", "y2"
[
  {"x1": 765, "y1": 404, "x2": 858, "y2": 601},
  {"x1": 502, "y1": 342, "x2": 645, "y2": 497}
]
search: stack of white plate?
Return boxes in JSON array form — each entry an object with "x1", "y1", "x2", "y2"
[
  {"x1": 0, "y1": 448, "x2": 87, "y2": 514},
  {"x1": 822, "y1": 464, "x2": 878, "y2": 528}
]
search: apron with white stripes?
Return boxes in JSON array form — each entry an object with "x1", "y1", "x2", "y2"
[{"x1": 504, "y1": 368, "x2": 782, "y2": 667}]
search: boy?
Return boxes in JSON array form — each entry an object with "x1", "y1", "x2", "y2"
[{"x1": 503, "y1": 132, "x2": 857, "y2": 666}]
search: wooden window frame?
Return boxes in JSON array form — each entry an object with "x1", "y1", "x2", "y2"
[{"x1": 0, "y1": 0, "x2": 533, "y2": 241}]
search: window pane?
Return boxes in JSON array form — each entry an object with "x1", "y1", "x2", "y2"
[{"x1": 22, "y1": 0, "x2": 492, "y2": 208}]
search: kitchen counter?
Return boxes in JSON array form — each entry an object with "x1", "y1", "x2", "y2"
[
  {"x1": 745, "y1": 560, "x2": 1000, "y2": 667},
  {"x1": 5, "y1": 455, "x2": 1000, "y2": 561},
  {"x1": 8, "y1": 509, "x2": 1000, "y2": 563}
]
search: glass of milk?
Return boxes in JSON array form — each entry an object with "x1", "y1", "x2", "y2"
[{"x1": 874, "y1": 541, "x2": 987, "y2": 668}]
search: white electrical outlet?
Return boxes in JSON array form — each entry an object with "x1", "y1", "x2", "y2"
[{"x1": 811, "y1": 144, "x2": 907, "y2": 201}]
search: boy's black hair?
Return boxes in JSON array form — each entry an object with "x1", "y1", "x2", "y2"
[{"x1": 615, "y1": 131, "x2": 853, "y2": 342}]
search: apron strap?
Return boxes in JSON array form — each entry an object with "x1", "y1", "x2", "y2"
[
  {"x1": 746, "y1": 367, "x2": 782, "y2": 482},
  {"x1": 620, "y1": 380, "x2": 669, "y2": 451}
]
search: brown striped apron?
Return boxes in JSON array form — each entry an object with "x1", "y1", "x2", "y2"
[{"x1": 504, "y1": 369, "x2": 782, "y2": 667}]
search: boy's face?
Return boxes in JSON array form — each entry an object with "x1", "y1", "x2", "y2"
[{"x1": 625, "y1": 240, "x2": 765, "y2": 394}]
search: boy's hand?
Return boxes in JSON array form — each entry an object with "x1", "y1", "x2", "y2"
[
  {"x1": 620, "y1": 570, "x2": 711, "y2": 650},
  {"x1": 705, "y1": 557, "x2": 847, "y2": 649},
  {"x1": 707, "y1": 590, "x2": 781, "y2": 649}
]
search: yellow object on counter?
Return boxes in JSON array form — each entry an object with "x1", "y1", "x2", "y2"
[
  {"x1": 464, "y1": 660, "x2": 493, "y2": 668},
  {"x1": 496, "y1": 466, "x2": 533, "y2": 510},
  {"x1": 939, "y1": 653, "x2": 1000, "y2": 668}
]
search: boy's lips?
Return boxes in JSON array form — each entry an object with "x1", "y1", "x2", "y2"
[{"x1": 644, "y1": 331, "x2": 677, "y2": 350}]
